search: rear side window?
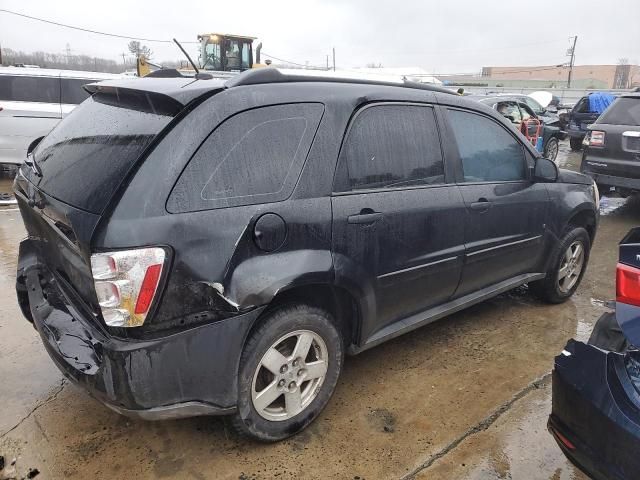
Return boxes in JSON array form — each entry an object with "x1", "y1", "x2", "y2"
[
  {"x1": 61, "y1": 78, "x2": 96, "y2": 105},
  {"x1": 0, "y1": 75, "x2": 60, "y2": 103},
  {"x1": 33, "y1": 93, "x2": 174, "y2": 213},
  {"x1": 335, "y1": 104, "x2": 444, "y2": 192},
  {"x1": 168, "y1": 103, "x2": 324, "y2": 213},
  {"x1": 598, "y1": 98, "x2": 640, "y2": 126},
  {"x1": 447, "y1": 109, "x2": 526, "y2": 182}
]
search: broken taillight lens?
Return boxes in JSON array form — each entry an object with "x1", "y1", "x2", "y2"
[
  {"x1": 616, "y1": 262, "x2": 640, "y2": 307},
  {"x1": 90, "y1": 248, "x2": 166, "y2": 327}
]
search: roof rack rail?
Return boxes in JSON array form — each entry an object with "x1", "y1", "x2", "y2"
[{"x1": 224, "y1": 68, "x2": 455, "y2": 95}]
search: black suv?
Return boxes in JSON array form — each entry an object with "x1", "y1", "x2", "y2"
[
  {"x1": 581, "y1": 93, "x2": 640, "y2": 196},
  {"x1": 15, "y1": 69, "x2": 599, "y2": 441}
]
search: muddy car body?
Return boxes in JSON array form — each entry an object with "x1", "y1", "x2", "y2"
[{"x1": 15, "y1": 69, "x2": 599, "y2": 441}]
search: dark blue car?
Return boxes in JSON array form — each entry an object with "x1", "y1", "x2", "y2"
[
  {"x1": 567, "y1": 92, "x2": 616, "y2": 151},
  {"x1": 550, "y1": 227, "x2": 640, "y2": 479}
]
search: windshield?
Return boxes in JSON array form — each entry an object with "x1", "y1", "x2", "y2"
[
  {"x1": 31, "y1": 93, "x2": 174, "y2": 213},
  {"x1": 203, "y1": 41, "x2": 222, "y2": 70}
]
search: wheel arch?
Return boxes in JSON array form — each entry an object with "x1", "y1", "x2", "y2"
[
  {"x1": 244, "y1": 282, "x2": 362, "y2": 355},
  {"x1": 566, "y1": 207, "x2": 597, "y2": 243}
]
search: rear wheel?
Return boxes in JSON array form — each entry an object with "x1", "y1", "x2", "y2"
[
  {"x1": 232, "y1": 304, "x2": 343, "y2": 442},
  {"x1": 569, "y1": 137, "x2": 583, "y2": 151},
  {"x1": 530, "y1": 227, "x2": 590, "y2": 303},
  {"x1": 544, "y1": 137, "x2": 559, "y2": 162}
]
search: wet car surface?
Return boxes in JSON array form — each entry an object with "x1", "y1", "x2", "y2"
[{"x1": 1, "y1": 140, "x2": 636, "y2": 478}]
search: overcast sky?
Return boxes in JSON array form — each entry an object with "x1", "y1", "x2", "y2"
[{"x1": 1, "y1": 0, "x2": 639, "y2": 73}]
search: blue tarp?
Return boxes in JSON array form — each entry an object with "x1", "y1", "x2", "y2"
[{"x1": 588, "y1": 92, "x2": 615, "y2": 114}]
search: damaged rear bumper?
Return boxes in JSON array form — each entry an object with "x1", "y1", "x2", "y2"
[
  {"x1": 20, "y1": 256, "x2": 264, "y2": 420},
  {"x1": 550, "y1": 332, "x2": 640, "y2": 480}
]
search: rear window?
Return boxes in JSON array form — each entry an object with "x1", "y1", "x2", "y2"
[
  {"x1": 598, "y1": 98, "x2": 640, "y2": 126},
  {"x1": 61, "y1": 78, "x2": 96, "y2": 105},
  {"x1": 0, "y1": 75, "x2": 60, "y2": 103},
  {"x1": 32, "y1": 92, "x2": 174, "y2": 213},
  {"x1": 168, "y1": 103, "x2": 324, "y2": 213}
]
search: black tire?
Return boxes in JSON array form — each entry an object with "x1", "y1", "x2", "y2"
[
  {"x1": 569, "y1": 137, "x2": 583, "y2": 151},
  {"x1": 543, "y1": 137, "x2": 559, "y2": 162},
  {"x1": 232, "y1": 304, "x2": 343, "y2": 442},
  {"x1": 530, "y1": 226, "x2": 591, "y2": 304}
]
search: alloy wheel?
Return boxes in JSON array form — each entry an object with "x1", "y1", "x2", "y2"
[
  {"x1": 251, "y1": 330, "x2": 328, "y2": 421},
  {"x1": 557, "y1": 240, "x2": 585, "y2": 293}
]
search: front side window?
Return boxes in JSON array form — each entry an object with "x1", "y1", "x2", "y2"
[
  {"x1": 336, "y1": 104, "x2": 444, "y2": 192},
  {"x1": 447, "y1": 109, "x2": 526, "y2": 183},
  {"x1": 168, "y1": 103, "x2": 324, "y2": 213},
  {"x1": 496, "y1": 101, "x2": 521, "y2": 125},
  {"x1": 0, "y1": 75, "x2": 60, "y2": 103}
]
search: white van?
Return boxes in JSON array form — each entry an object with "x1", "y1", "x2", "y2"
[{"x1": 0, "y1": 67, "x2": 124, "y2": 166}]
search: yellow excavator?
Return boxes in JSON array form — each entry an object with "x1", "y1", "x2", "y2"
[{"x1": 136, "y1": 33, "x2": 266, "y2": 77}]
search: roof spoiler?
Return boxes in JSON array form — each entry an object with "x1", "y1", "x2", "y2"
[{"x1": 83, "y1": 83, "x2": 184, "y2": 116}]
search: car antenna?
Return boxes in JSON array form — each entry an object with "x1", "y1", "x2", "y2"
[{"x1": 173, "y1": 38, "x2": 212, "y2": 80}]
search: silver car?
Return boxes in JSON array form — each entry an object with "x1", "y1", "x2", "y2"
[{"x1": 0, "y1": 67, "x2": 123, "y2": 166}]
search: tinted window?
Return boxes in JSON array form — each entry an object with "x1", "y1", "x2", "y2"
[
  {"x1": 448, "y1": 109, "x2": 526, "y2": 182},
  {"x1": 32, "y1": 93, "x2": 173, "y2": 213},
  {"x1": 336, "y1": 105, "x2": 444, "y2": 192},
  {"x1": 168, "y1": 103, "x2": 324, "y2": 213},
  {"x1": 598, "y1": 98, "x2": 640, "y2": 125},
  {"x1": 61, "y1": 78, "x2": 96, "y2": 105},
  {"x1": 0, "y1": 75, "x2": 60, "y2": 103}
]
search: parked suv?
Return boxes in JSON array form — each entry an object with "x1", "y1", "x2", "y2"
[
  {"x1": 15, "y1": 69, "x2": 599, "y2": 441},
  {"x1": 0, "y1": 67, "x2": 122, "y2": 166},
  {"x1": 580, "y1": 93, "x2": 640, "y2": 196}
]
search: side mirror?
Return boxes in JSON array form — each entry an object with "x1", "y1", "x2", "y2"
[{"x1": 533, "y1": 157, "x2": 558, "y2": 182}]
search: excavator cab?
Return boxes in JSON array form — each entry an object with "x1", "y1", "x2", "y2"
[{"x1": 198, "y1": 33, "x2": 259, "y2": 72}]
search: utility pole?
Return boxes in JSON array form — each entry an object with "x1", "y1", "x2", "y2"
[
  {"x1": 567, "y1": 36, "x2": 577, "y2": 88},
  {"x1": 121, "y1": 52, "x2": 127, "y2": 69},
  {"x1": 326, "y1": 54, "x2": 329, "y2": 71},
  {"x1": 0, "y1": 42, "x2": 3, "y2": 65},
  {"x1": 332, "y1": 47, "x2": 335, "y2": 72}
]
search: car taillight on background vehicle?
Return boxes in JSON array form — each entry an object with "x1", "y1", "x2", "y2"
[
  {"x1": 587, "y1": 130, "x2": 606, "y2": 147},
  {"x1": 616, "y1": 262, "x2": 640, "y2": 307},
  {"x1": 90, "y1": 248, "x2": 166, "y2": 327}
]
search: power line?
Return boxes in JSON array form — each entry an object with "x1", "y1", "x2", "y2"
[{"x1": 0, "y1": 8, "x2": 198, "y2": 43}]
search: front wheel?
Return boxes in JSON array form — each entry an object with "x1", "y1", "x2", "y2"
[
  {"x1": 232, "y1": 304, "x2": 343, "y2": 442},
  {"x1": 544, "y1": 137, "x2": 559, "y2": 162},
  {"x1": 569, "y1": 137, "x2": 583, "y2": 151},
  {"x1": 530, "y1": 227, "x2": 591, "y2": 303}
]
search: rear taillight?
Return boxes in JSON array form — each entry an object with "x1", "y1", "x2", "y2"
[
  {"x1": 589, "y1": 130, "x2": 606, "y2": 147},
  {"x1": 616, "y1": 262, "x2": 640, "y2": 307},
  {"x1": 550, "y1": 426, "x2": 576, "y2": 451},
  {"x1": 90, "y1": 248, "x2": 166, "y2": 327}
]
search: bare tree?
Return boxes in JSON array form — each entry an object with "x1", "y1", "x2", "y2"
[
  {"x1": 618, "y1": 58, "x2": 630, "y2": 65},
  {"x1": 127, "y1": 41, "x2": 153, "y2": 59}
]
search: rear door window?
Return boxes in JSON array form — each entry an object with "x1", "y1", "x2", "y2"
[
  {"x1": 334, "y1": 104, "x2": 444, "y2": 192},
  {"x1": 32, "y1": 92, "x2": 175, "y2": 213},
  {"x1": 168, "y1": 103, "x2": 324, "y2": 213},
  {"x1": 61, "y1": 78, "x2": 97, "y2": 105},
  {"x1": 0, "y1": 75, "x2": 60, "y2": 103},
  {"x1": 447, "y1": 109, "x2": 526, "y2": 182},
  {"x1": 598, "y1": 98, "x2": 640, "y2": 125}
]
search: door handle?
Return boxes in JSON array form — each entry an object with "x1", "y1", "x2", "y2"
[
  {"x1": 348, "y1": 210, "x2": 383, "y2": 224},
  {"x1": 470, "y1": 198, "x2": 491, "y2": 212}
]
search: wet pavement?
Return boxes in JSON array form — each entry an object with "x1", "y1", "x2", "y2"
[{"x1": 1, "y1": 143, "x2": 638, "y2": 479}]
